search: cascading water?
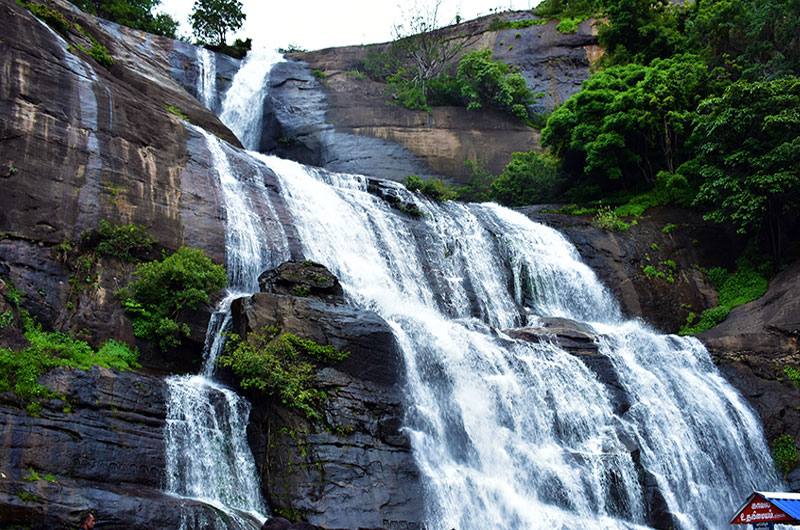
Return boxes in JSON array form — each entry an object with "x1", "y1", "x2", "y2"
[
  {"x1": 177, "y1": 44, "x2": 779, "y2": 529},
  {"x1": 251, "y1": 154, "x2": 781, "y2": 529},
  {"x1": 218, "y1": 45, "x2": 284, "y2": 150},
  {"x1": 198, "y1": 48, "x2": 217, "y2": 111},
  {"x1": 163, "y1": 128, "x2": 289, "y2": 529}
]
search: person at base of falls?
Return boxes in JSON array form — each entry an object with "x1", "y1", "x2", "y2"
[{"x1": 78, "y1": 511, "x2": 95, "y2": 529}]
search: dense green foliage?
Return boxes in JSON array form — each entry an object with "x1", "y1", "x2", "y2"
[
  {"x1": 190, "y1": 0, "x2": 245, "y2": 46},
  {"x1": 117, "y1": 247, "x2": 227, "y2": 351},
  {"x1": 772, "y1": 433, "x2": 799, "y2": 477},
  {"x1": 404, "y1": 175, "x2": 458, "y2": 201},
  {"x1": 682, "y1": 77, "x2": 800, "y2": 256},
  {"x1": 455, "y1": 49, "x2": 534, "y2": 119},
  {"x1": 526, "y1": 0, "x2": 800, "y2": 261},
  {"x1": 72, "y1": 0, "x2": 178, "y2": 38},
  {"x1": 679, "y1": 254, "x2": 771, "y2": 334},
  {"x1": 365, "y1": 43, "x2": 534, "y2": 119},
  {"x1": 542, "y1": 54, "x2": 720, "y2": 187},
  {"x1": 219, "y1": 326, "x2": 349, "y2": 421},
  {"x1": 490, "y1": 152, "x2": 563, "y2": 206},
  {"x1": 0, "y1": 284, "x2": 138, "y2": 415},
  {"x1": 84, "y1": 219, "x2": 156, "y2": 262}
]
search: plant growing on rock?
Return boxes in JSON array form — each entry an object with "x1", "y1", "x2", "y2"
[
  {"x1": 219, "y1": 326, "x2": 349, "y2": 421},
  {"x1": 117, "y1": 247, "x2": 227, "y2": 351},
  {"x1": 772, "y1": 434, "x2": 799, "y2": 477}
]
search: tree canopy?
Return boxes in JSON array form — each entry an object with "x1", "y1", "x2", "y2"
[
  {"x1": 682, "y1": 77, "x2": 800, "y2": 256},
  {"x1": 73, "y1": 0, "x2": 178, "y2": 37},
  {"x1": 190, "y1": 0, "x2": 245, "y2": 46}
]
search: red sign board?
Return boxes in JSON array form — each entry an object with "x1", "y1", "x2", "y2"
[{"x1": 733, "y1": 495, "x2": 794, "y2": 524}]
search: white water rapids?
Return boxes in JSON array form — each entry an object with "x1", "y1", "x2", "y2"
[{"x1": 161, "y1": 46, "x2": 782, "y2": 529}]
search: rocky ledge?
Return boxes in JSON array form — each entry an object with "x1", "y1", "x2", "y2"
[{"x1": 230, "y1": 261, "x2": 424, "y2": 530}]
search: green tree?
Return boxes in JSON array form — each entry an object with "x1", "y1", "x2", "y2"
[
  {"x1": 490, "y1": 151, "x2": 564, "y2": 206},
  {"x1": 455, "y1": 49, "x2": 534, "y2": 119},
  {"x1": 682, "y1": 77, "x2": 800, "y2": 258},
  {"x1": 74, "y1": 0, "x2": 178, "y2": 38},
  {"x1": 190, "y1": 0, "x2": 245, "y2": 46},
  {"x1": 598, "y1": 0, "x2": 685, "y2": 66},
  {"x1": 542, "y1": 54, "x2": 720, "y2": 191}
]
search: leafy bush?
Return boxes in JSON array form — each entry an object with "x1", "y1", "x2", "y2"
[
  {"x1": 20, "y1": 1, "x2": 71, "y2": 36},
  {"x1": 85, "y1": 219, "x2": 156, "y2": 262},
  {"x1": 117, "y1": 247, "x2": 227, "y2": 351},
  {"x1": 456, "y1": 49, "x2": 533, "y2": 119},
  {"x1": 679, "y1": 255, "x2": 771, "y2": 334},
  {"x1": 556, "y1": 17, "x2": 582, "y2": 33},
  {"x1": 404, "y1": 175, "x2": 458, "y2": 201},
  {"x1": 87, "y1": 42, "x2": 114, "y2": 68},
  {"x1": 457, "y1": 158, "x2": 494, "y2": 202},
  {"x1": 490, "y1": 151, "x2": 563, "y2": 206},
  {"x1": 593, "y1": 206, "x2": 630, "y2": 231},
  {"x1": 312, "y1": 69, "x2": 327, "y2": 81},
  {"x1": 72, "y1": 0, "x2": 179, "y2": 38},
  {"x1": 783, "y1": 366, "x2": 800, "y2": 389},
  {"x1": 772, "y1": 434, "x2": 799, "y2": 476},
  {"x1": 0, "y1": 314, "x2": 139, "y2": 414},
  {"x1": 488, "y1": 18, "x2": 548, "y2": 31},
  {"x1": 219, "y1": 326, "x2": 349, "y2": 421}
]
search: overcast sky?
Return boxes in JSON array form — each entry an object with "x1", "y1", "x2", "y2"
[{"x1": 158, "y1": 0, "x2": 542, "y2": 51}]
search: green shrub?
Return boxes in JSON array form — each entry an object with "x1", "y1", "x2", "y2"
[
  {"x1": 662, "y1": 223, "x2": 677, "y2": 234},
  {"x1": 457, "y1": 158, "x2": 494, "y2": 202},
  {"x1": 642, "y1": 265, "x2": 665, "y2": 279},
  {"x1": 85, "y1": 219, "x2": 156, "y2": 262},
  {"x1": 219, "y1": 326, "x2": 349, "y2": 421},
  {"x1": 87, "y1": 42, "x2": 113, "y2": 69},
  {"x1": 593, "y1": 206, "x2": 630, "y2": 231},
  {"x1": 490, "y1": 151, "x2": 563, "y2": 206},
  {"x1": 772, "y1": 434, "x2": 799, "y2": 476},
  {"x1": 679, "y1": 253, "x2": 770, "y2": 334},
  {"x1": 345, "y1": 70, "x2": 367, "y2": 80},
  {"x1": 20, "y1": 1, "x2": 71, "y2": 36},
  {"x1": 404, "y1": 175, "x2": 458, "y2": 201},
  {"x1": 117, "y1": 247, "x2": 227, "y2": 351},
  {"x1": 165, "y1": 105, "x2": 189, "y2": 121},
  {"x1": 488, "y1": 18, "x2": 548, "y2": 31},
  {"x1": 784, "y1": 366, "x2": 800, "y2": 389},
  {"x1": 556, "y1": 17, "x2": 581, "y2": 33},
  {"x1": 312, "y1": 69, "x2": 327, "y2": 81},
  {"x1": 0, "y1": 315, "x2": 139, "y2": 413}
]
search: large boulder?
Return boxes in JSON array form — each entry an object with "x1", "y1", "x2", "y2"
[{"x1": 230, "y1": 270, "x2": 424, "y2": 529}]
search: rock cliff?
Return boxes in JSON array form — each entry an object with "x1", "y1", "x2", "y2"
[{"x1": 256, "y1": 12, "x2": 600, "y2": 183}]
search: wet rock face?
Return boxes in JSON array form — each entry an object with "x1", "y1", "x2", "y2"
[
  {"x1": 258, "y1": 260, "x2": 345, "y2": 305},
  {"x1": 522, "y1": 206, "x2": 745, "y2": 334},
  {"x1": 0, "y1": 366, "x2": 168, "y2": 528},
  {"x1": 699, "y1": 261, "x2": 800, "y2": 444},
  {"x1": 231, "y1": 276, "x2": 424, "y2": 529}
]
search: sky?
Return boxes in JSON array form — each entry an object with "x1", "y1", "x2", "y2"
[{"x1": 158, "y1": 0, "x2": 542, "y2": 52}]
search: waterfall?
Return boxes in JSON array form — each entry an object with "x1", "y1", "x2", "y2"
[
  {"x1": 218, "y1": 46, "x2": 283, "y2": 151},
  {"x1": 251, "y1": 154, "x2": 780, "y2": 529},
  {"x1": 198, "y1": 48, "x2": 217, "y2": 111},
  {"x1": 163, "y1": 129, "x2": 289, "y2": 529}
]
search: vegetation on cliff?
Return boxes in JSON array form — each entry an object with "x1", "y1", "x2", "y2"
[
  {"x1": 71, "y1": 0, "x2": 179, "y2": 38},
  {"x1": 1, "y1": 279, "x2": 139, "y2": 416},
  {"x1": 117, "y1": 247, "x2": 227, "y2": 351},
  {"x1": 219, "y1": 326, "x2": 349, "y2": 421}
]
